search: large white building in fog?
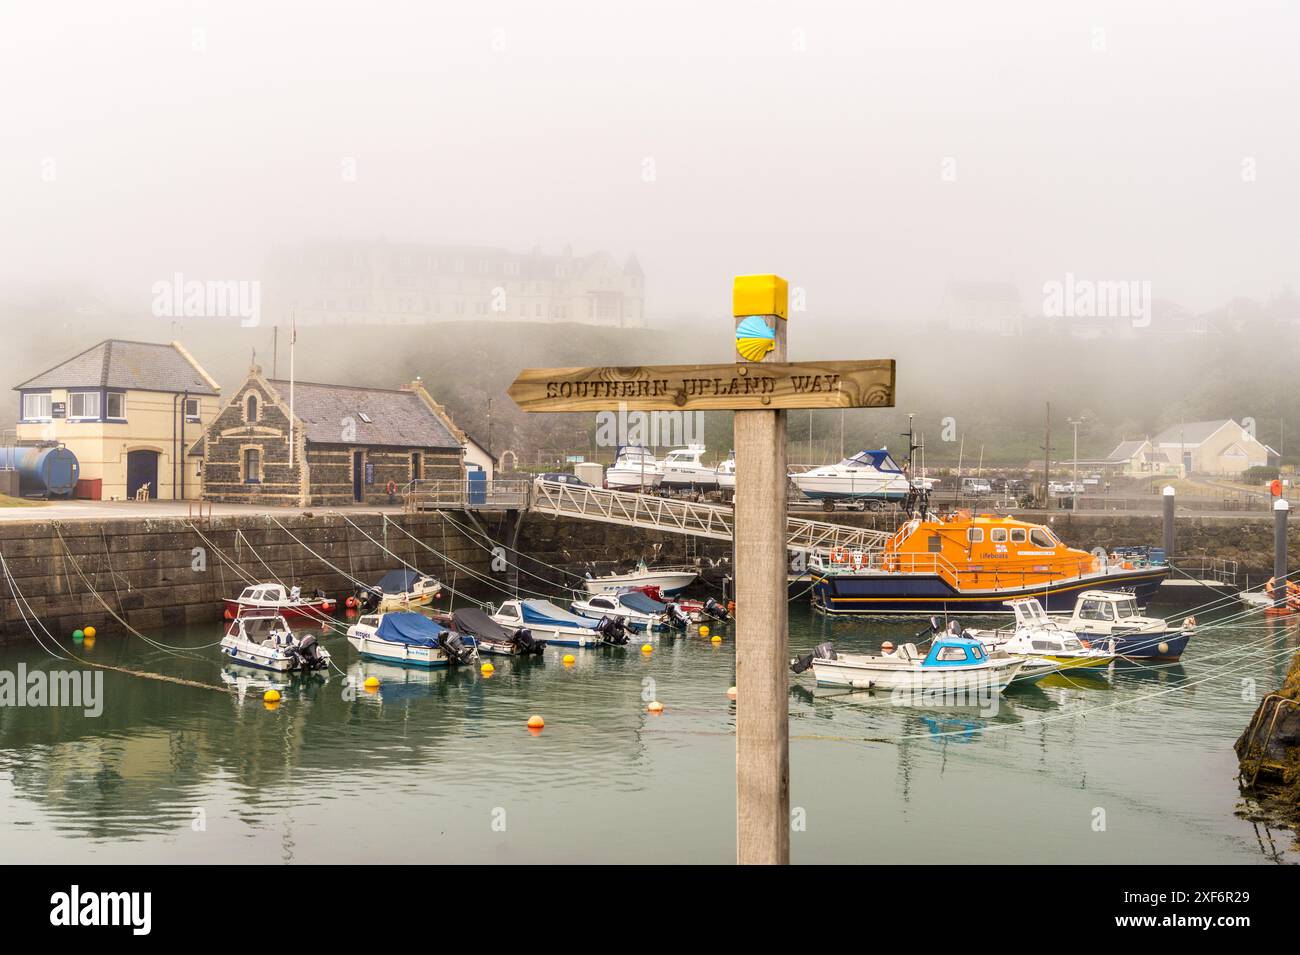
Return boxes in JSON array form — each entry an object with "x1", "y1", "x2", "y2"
[{"x1": 263, "y1": 240, "x2": 645, "y2": 328}]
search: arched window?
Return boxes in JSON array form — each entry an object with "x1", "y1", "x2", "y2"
[{"x1": 246, "y1": 393, "x2": 259, "y2": 423}]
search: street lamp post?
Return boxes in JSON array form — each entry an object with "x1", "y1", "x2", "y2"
[{"x1": 1068, "y1": 416, "x2": 1085, "y2": 511}]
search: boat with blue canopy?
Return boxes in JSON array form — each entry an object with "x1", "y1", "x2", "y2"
[
  {"x1": 492, "y1": 599, "x2": 629, "y2": 647},
  {"x1": 357, "y1": 568, "x2": 442, "y2": 612},
  {"x1": 570, "y1": 590, "x2": 690, "y2": 632},
  {"x1": 790, "y1": 449, "x2": 912, "y2": 507},
  {"x1": 346, "y1": 611, "x2": 474, "y2": 667}
]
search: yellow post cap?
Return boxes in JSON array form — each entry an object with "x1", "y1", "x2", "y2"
[{"x1": 733, "y1": 274, "x2": 788, "y2": 320}]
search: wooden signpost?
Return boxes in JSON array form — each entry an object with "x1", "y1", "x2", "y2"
[{"x1": 508, "y1": 274, "x2": 896, "y2": 865}]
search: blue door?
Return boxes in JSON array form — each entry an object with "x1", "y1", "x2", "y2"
[{"x1": 468, "y1": 469, "x2": 487, "y2": 505}]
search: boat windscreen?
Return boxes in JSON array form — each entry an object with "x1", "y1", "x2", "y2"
[
  {"x1": 619, "y1": 591, "x2": 667, "y2": 613},
  {"x1": 846, "y1": 450, "x2": 903, "y2": 473}
]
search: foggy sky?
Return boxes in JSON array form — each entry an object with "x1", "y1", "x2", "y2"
[{"x1": 2, "y1": 0, "x2": 1297, "y2": 323}]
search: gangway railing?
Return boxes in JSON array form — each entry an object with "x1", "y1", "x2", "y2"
[
  {"x1": 406, "y1": 479, "x2": 531, "y2": 511},
  {"x1": 530, "y1": 480, "x2": 889, "y2": 558}
]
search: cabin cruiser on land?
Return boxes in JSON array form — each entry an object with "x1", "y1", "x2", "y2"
[
  {"x1": 220, "y1": 611, "x2": 333, "y2": 673},
  {"x1": 811, "y1": 511, "x2": 1169, "y2": 615},
  {"x1": 660, "y1": 446, "x2": 718, "y2": 490},
  {"x1": 716, "y1": 453, "x2": 736, "y2": 494},
  {"x1": 790, "y1": 449, "x2": 912, "y2": 508},
  {"x1": 491, "y1": 599, "x2": 629, "y2": 647},
  {"x1": 346, "y1": 611, "x2": 475, "y2": 668},
  {"x1": 604, "y1": 446, "x2": 663, "y2": 491}
]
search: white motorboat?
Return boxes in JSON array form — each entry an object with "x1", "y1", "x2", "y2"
[
  {"x1": 716, "y1": 453, "x2": 736, "y2": 492},
  {"x1": 570, "y1": 591, "x2": 690, "y2": 633},
  {"x1": 447, "y1": 607, "x2": 547, "y2": 657},
  {"x1": 222, "y1": 582, "x2": 337, "y2": 622},
  {"x1": 789, "y1": 449, "x2": 911, "y2": 506},
  {"x1": 660, "y1": 445, "x2": 718, "y2": 490},
  {"x1": 357, "y1": 568, "x2": 441, "y2": 612},
  {"x1": 491, "y1": 599, "x2": 629, "y2": 647},
  {"x1": 1053, "y1": 590, "x2": 1193, "y2": 661},
  {"x1": 346, "y1": 611, "x2": 476, "y2": 668},
  {"x1": 604, "y1": 445, "x2": 663, "y2": 491},
  {"x1": 220, "y1": 611, "x2": 333, "y2": 674},
  {"x1": 582, "y1": 560, "x2": 699, "y2": 595},
  {"x1": 960, "y1": 599, "x2": 1116, "y2": 670},
  {"x1": 790, "y1": 635, "x2": 1025, "y2": 692}
]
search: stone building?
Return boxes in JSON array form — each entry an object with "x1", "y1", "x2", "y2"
[{"x1": 201, "y1": 369, "x2": 464, "y2": 506}]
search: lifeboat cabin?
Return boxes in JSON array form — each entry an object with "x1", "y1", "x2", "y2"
[{"x1": 811, "y1": 512, "x2": 1168, "y2": 615}]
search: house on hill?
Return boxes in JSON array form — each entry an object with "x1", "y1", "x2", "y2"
[
  {"x1": 1150, "y1": 420, "x2": 1270, "y2": 477},
  {"x1": 13, "y1": 339, "x2": 220, "y2": 500},
  {"x1": 201, "y1": 369, "x2": 465, "y2": 506}
]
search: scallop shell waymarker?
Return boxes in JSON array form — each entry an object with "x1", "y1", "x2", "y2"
[{"x1": 735, "y1": 316, "x2": 775, "y2": 362}]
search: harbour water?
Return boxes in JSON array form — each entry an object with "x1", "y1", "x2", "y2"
[{"x1": 0, "y1": 598, "x2": 1295, "y2": 864}]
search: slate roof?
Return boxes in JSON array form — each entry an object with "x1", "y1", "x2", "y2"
[
  {"x1": 15, "y1": 340, "x2": 219, "y2": 395},
  {"x1": 1151, "y1": 420, "x2": 1236, "y2": 447},
  {"x1": 1108, "y1": 439, "x2": 1149, "y2": 462},
  {"x1": 266, "y1": 379, "x2": 461, "y2": 450}
]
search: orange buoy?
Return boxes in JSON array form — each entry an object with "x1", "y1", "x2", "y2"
[
  {"x1": 726, "y1": 686, "x2": 737, "y2": 700},
  {"x1": 527, "y1": 714, "x2": 545, "y2": 730},
  {"x1": 647, "y1": 701, "x2": 664, "y2": 714},
  {"x1": 224, "y1": 607, "x2": 234, "y2": 620},
  {"x1": 881, "y1": 641, "x2": 895, "y2": 654}
]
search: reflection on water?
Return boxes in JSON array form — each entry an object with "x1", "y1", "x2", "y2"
[{"x1": 0, "y1": 600, "x2": 1295, "y2": 863}]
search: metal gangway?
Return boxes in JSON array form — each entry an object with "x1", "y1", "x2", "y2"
[{"x1": 530, "y1": 479, "x2": 890, "y2": 559}]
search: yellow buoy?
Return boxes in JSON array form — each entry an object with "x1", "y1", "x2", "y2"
[
  {"x1": 647, "y1": 700, "x2": 664, "y2": 714},
  {"x1": 699, "y1": 624, "x2": 710, "y2": 638},
  {"x1": 83, "y1": 635, "x2": 96, "y2": 649},
  {"x1": 711, "y1": 635, "x2": 722, "y2": 644},
  {"x1": 84, "y1": 626, "x2": 97, "y2": 639},
  {"x1": 481, "y1": 662, "x2": 495, "y2": 676},
  {"x1": 363, "y1": 676, "x2": 381, "y2": 691},
  {"x1": 527, "y1": 714, "x2": 545, "y2": 730},
  {"x1": 726, "y1": 686, "x2": 737, "y2": 700},
  {"x1": 641, "y1": 643, "x2": 653, "y2": 655},
  {"x1": 263, "y1": 688, "x2": 281, "y2": 703},
  {"x1": 562, "y1": 654, "x2": 576, "y2": 666}
]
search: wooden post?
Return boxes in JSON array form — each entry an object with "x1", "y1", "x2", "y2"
[{"x1": 732, "y1": 274, "x2": 789, "y2": 865}]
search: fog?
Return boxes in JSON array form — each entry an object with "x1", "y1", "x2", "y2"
[{"x1": 2, "y1": 1, "x2": 1298, "y2": 461}]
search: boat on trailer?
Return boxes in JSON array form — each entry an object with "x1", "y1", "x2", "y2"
[
  {"x1": 583, "y1": 560, "x2": 698, "y2": 595},
  {"x1": 450, "y1": 607, "x2": 546, "y2": 657},
  {"x1": 604, "y1": 445, "x2": 663, "y2": 491},
  {"x1": 790, "y1": 635, "x2": 1025, "y2": 692},
  {"x1": 810, "y1": 511, "x2": 1168, "y2": 615},
  {"x1": 660, "y1": 445, "x2": 718, "y2": 491},
  {"x1": 222, "y1": 583, "x2": 337, "y2": 622},
  {"x1": 220, "y1": 611, "x2": 333, "y2": 673},
  {"x1": 346, "y1": 611, "x2": 475, "y2": 668},
  {"x1": 357, "y1": 568, "x2": 442, "y2": 613},
  {"x1": 790, "y1": 449, "x2": 911, "y2": 508},
  {"x1": 491, "y1": 599, "x2": 629, "y2": 647}
]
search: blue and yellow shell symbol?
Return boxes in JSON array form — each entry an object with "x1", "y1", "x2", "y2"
[{"x1": 735, "y1": 316, "x2": 774, "y2": 362}]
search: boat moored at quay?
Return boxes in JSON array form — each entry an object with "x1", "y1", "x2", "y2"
[{"x1": 811, "y1": 512, "x2": 1168, "y2": 615}]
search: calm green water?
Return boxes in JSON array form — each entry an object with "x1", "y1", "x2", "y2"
[{"x1": 0, "y1": 598, "x2": 1296, "y2": 864}]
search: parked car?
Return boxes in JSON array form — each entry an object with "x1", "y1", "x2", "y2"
[
  {"x1": 537, "y1": 472, "x2": 594, "y2": 489},
  {"x1": 961, "y1": 478, "x2": 993, "y2": 495}
]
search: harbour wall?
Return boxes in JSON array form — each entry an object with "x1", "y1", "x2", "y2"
[{"x1": 0, "y1": 509, "x2": 1286, "y2": 644}]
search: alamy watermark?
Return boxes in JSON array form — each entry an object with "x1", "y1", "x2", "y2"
[
  {"x1": 1042, "y1": 273, "x2": 1151, "y2": 328},
  {"x1": 595, "y1": 403, "x2": 704, "y2": 448},
  {"x1": 1, "y1": 665, "x2": 103, "y2": 717},
  {"x1": 151, "y1": 272, "x2": 261, "y2": 327}
]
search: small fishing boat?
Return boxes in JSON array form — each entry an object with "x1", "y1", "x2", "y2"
[
  {"x1": 357, "y1": 568, "x2": 441, "y2": 612},
  {"x1": 583, "y1": 560, "x2": 698, "y2": 595},
  {"x1": 222, "y1": 583, "x2": 337, "y2": 622},
  {"x1": 604, "y1": 445, "x2": 663, "y2": 491},
  {"x1": 345, "y1": 611, "x2": 475, "y2": 668},
  {"x1": 491, "y1": 599, "x2": 629, "y2": 647},
  {"x1": 450, "y1": 606, "x2": 546, "y2": 657},
  {"x1": 220, "y1": 611, "x2": 333, "y2": 673},
  {"x1": 1053, "y1": 590, "x2": 1193, "y2": 661},
  {"x1": 660, "y1": 445, "x2": 718, "y2": 490},
  {"x1": 570, "y1": 590, "x2": 691, "y2": 632},
  {"x1": 790, "y1": 635, "x2": 1025, "y2": 692},
  {"x1": 961, "y1": 599, "x2": 1115, "y2": 670},
  {"x1": 789, "y1": 449, "x2": 911, "y2": 507}
]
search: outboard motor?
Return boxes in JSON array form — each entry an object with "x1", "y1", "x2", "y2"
[
  {"x1": 702, "y1": 597, "x2": 730, "y2": 621},
  {"x1": 596, "y1": 616, "x2": 629, "y2": 646},
  {"x1": 791, "y1": 641, "x2": 836, "y2": 674},
  {"x1": 357, "y1": 588, "x2": 380, "y2": 613},
  {"x1": 440, "y1": 631, "x2": 475, "y2": 665},
  {"x1": 512, "y1": 627, "x2": 546, "y2": 656},
  {"x1": 664, "y1": 602, "x2": 690, "y2": 631},
  {"x1": 294, "y1": 632, "x2": 326, "y2": 671}
]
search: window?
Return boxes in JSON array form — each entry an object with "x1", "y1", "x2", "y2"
[
  {"x1": 184, "y1": 397, "x2": 200, "y2": 421},
  {"x1": 68, "y1": 391, "x2": 100, "y2": 419},
  {"x1": 1029, "y1": 528, "x2": 1055, "y2": 547},
  {"x1": 990, "y1": 528, "x2": 1007, "y2": 543},
  {"x1": 934, "y1": 647, "x2": 969, "y2": 662},
  {"x1": 927, "y1": 535, "x2": 943, "y2": 553},
  {"x1": 358, "y1": 412, "x2": 372, "y2": 424},
  {"x1": 22, "y1": 393, "x2": 52, "y2": 420},
  {"x1": 246, "y1": 394, "x2": 259, "y2": 423},
  {"x1": 1010, "y1": 528, "x2": 1027, "y2": 543},
  {"x1": 106, "y1": 392, "x2": 125, "y2": 419},
  {"x1": 411, "y1": 452, "x2": 422, "y2": 481},
  {"x1": 243, "y1": 447, "x2": 262, "y2": 484},
  {"x1": 967, "y1": 528, "x2": 984, "y2": 543},
  {"x1": 1079, "y1": 600, "x2": 1107, "y2": 621}
]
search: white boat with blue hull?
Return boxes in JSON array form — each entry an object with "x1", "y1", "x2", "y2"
[
  {"x1": 346, "y1": 611, "x2": 476, "y2": 668},
  {"x1": 492, "y1": 599, "x2": 630, "y2": 647},
  {"x1": 1054, "y1": 590, "x2": 1194, "y2": 661},
  {"x1": 220, "y1": 611, "x2": 333, "y2": 674},
  {"x1": 790, "y1": 449, "x2": 911, "y2": 505}
]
